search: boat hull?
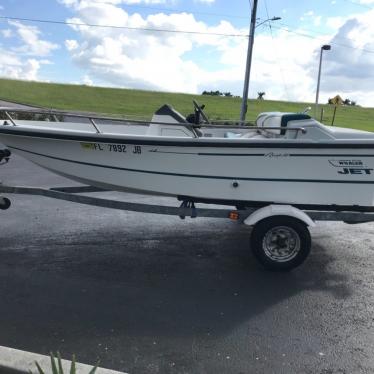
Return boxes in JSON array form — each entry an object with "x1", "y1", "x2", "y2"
[{"x1": 1, "y1": 132, "x2": 374, "y2": 208}]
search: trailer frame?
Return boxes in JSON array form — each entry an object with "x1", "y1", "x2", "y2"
[{"x1": 1, "y1": 183, "x2": 374, "y2": 223}]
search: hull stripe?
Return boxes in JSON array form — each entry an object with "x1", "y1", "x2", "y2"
[
  {"x1": 198, "y1": 153, "x2": 374, "y2": 157},
  {"x1": 8, "y1": 145, "x2": 374, "y2": 185},
  {"x1": 1, "y1": 128, "x2": 374, "y2": 149}
]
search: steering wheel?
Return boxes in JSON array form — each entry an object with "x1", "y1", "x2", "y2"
[{"x1": 193, "y1": 100, "x2": 210, "y2": 124}]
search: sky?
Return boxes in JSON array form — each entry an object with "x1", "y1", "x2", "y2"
[{"x1": 0, "y1": 0, "x2": 374, "y2": 107}]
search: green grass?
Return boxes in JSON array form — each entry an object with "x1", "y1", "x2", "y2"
[{"x1": 0, "y1": 78, "x2": 373, "y2": 131}]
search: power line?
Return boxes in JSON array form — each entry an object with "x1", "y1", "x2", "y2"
[
  {"x1": 2, "y1": 14, "x2": 374, "y2": 55},
  {"x1": 277, "y1": 20, "x2": 374, "y2": 50},
  {"x1": 271, "y1": 24, "x2": 374, "y2": 54},
  {"x1": 0, "y1": 15, "x2": 248, "y2": 38}
]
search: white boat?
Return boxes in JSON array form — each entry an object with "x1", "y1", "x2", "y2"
[{"x1": 0, "y1": 103, "x2": 373, "y2": 211}]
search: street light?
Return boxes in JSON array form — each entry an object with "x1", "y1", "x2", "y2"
[
  {"x1": 315, "y1": 44, "x2": 331, "y2": 118},
  {"x1": 256, "y1": 16, "x2": 281, "y2": 28},
  {"x1": 239, "y1": 0, "x2": 281, "y2": 122}
]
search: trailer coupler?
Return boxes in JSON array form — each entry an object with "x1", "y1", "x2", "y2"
[{"x1": 0, "y1": 149, "x2": 11, "y2": 165}]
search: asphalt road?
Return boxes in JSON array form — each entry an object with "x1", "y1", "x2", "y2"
[
  {"x1": 0, "y1": 152, "x2": 374, "y2": 374},
  {"x1": 0, "y1": 99, "x2": 37, "y2": 109}
]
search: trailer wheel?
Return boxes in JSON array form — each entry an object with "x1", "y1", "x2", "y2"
[
  {"x1": 250, "y1": 216, "x2": 311, "y2": 271},
  {"x1": 0, "y1": 197, "x2": 11, "y2": 210}
]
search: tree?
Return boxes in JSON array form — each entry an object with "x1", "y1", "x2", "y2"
[
  {"x1": 202, "y1": 90, "x2": 231, "y2": 97},
  {"x1": 328, "y1": 95, "x2": 357, "y2": 106},
  {"x1": 328, "y1": 95, "x2": 344, "y2": 106},
  {"x1": 257, "y1": 92, "x2": 265, "y2": 100},
  {"x1": 344, "y1": 98, "x2": 357, "y2": 106}
]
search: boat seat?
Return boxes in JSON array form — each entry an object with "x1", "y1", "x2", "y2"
[
  {"x1": 224, "y1": 130, "x2": 268, "y2": 139},
  {"x1": 147, "y1": 123, "x2": 196, "y2": 137},
  {"x1": 255, "y1": 112, "x2": 312, "y2": 138},
  {"x1": 224, "y1": 132, "x2": 242, "y2": 138},
  {"x1": 240, "y1": 131, "x2": 268, "y2": 139}
]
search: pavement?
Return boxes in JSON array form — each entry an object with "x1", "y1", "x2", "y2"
[
  {"x1": 0, "y1": 99, "x2": 38, "y2": 109},
  {"x1": 0, "y1": 103, "x2": 373, "y2": 373}
]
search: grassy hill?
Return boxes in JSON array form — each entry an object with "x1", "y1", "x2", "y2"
[{"x1": 0, "y1": 78, "x2": 373, "y2": 131}]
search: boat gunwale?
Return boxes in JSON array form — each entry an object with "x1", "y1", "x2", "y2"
[{"x1": 1, "y1": 125, "x2": 374, "y2": 149}]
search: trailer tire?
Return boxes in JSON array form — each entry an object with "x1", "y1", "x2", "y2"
[
  {"x1": 0, "y1": 197, "x2": 11, "y2": 210},
  {"x1": 250, "y1": 216, "x2": 311, "y2": 271}
]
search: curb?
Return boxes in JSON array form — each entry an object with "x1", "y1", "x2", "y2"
[{"x1": 0, "y1": 346, "x2": 127, "y2": 374}]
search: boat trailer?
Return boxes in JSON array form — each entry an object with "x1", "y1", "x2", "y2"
[{"x1": 1, "y1": 149, "x2": 373, "y2": 271}]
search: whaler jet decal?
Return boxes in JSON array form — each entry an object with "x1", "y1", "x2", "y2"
[{"x1": 329, "y1": 159, "x2": 373, "y2": 175}]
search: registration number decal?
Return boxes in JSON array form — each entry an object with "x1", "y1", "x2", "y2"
[
  {"x1": 108, "y1": 144, "x2": 127, "y2": 152},
  {"x1": 80, "y1": 142, "x2": 141, "y2": 154}
]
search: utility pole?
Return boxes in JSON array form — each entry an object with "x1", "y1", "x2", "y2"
[{"x1": 240, "y1": 0, "x2": 258, "y2": 123}]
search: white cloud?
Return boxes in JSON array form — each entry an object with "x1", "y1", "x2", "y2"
[
  {"x1": 61, "y1": 1, "x2": 247, "y2": 94},
  {"x1": 59, "y1": 0, "x2": 121, "y2": 6},
  {"x1": 0, "y1": 51, "x2": 42, "y2": 80},
  {"x1": 1, "y1": 29, "x2": 13, "y2": 38},
  {"x1": 300, "y1": 10, "x2": 323, "y2": 27},
  {"x1": 313, "y1": 16, "x2": 322, "y2": 27},
  {"x1": 326, "y1": 15, "x2": 346, "y2": 29},
  {"x1": 60, "y1": 0, "x2": 323, "y2": 103},
  {"x1": 8, "y1": 21, "x2": 59, "y2": 56},
  {"x1": 318, "y1": 11, "x2": 374, "y2": 106},
  {"x1": 59, "y1": 0, "x2": 167, "y2": 8},
  {"x1": 0, "y1": 22, "x2": 57, "y2": 82},
  {"x1": 82, "y1": 74, "x2": 93, "y2": 85},
  {"x1": 58, "y1": 0, "x2": 374, "y2": 108},
  {"x1": 121, "y1": 0, "x2": 167, "y2": 3},
  {"x1": 22, "y1": 59, "x2": 42, "y2": 80},
  {"x1": 65, "y1": 39, "x2": 79, "y2": 51}
]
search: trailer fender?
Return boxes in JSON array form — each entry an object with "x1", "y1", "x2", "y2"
[{"x1": 244, "y1": 205, "x2": 316, "y2": 227}]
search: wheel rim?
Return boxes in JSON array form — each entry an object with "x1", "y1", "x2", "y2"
[{"x1": 262, "y1": 226, "x2": 301, "y2": 263}]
